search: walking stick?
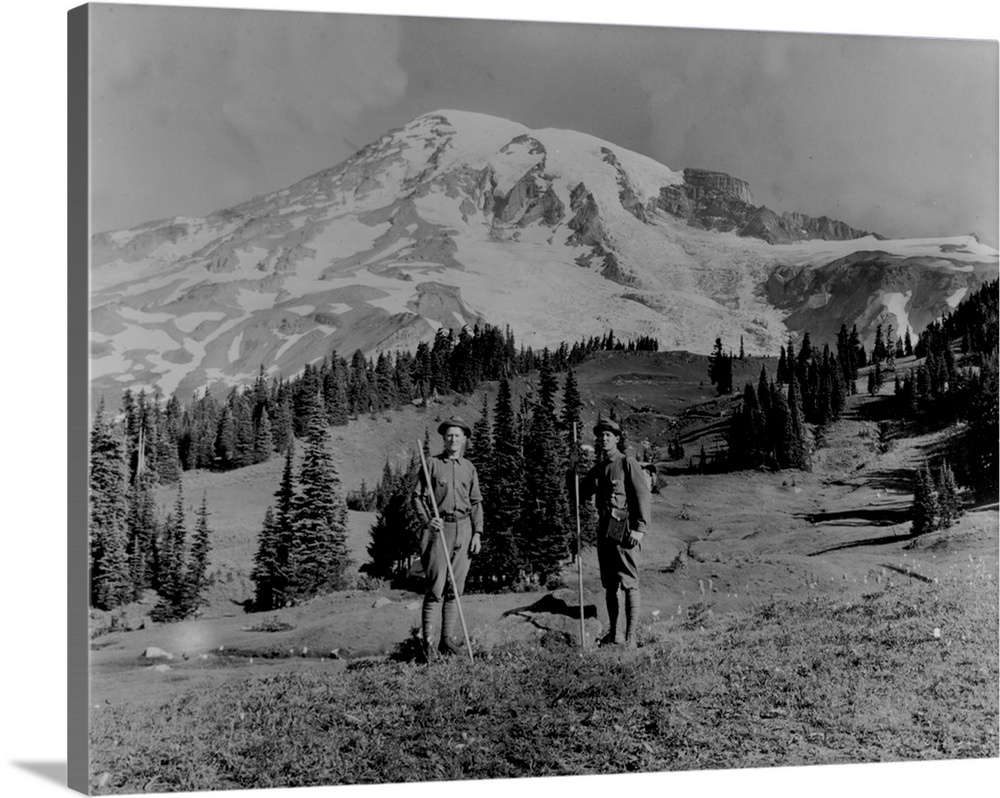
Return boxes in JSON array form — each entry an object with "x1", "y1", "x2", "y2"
[
  {"x1": 573, "y1": 423, "x2": 586, "y2": 648},
  {"x1": 417, "y1": 442, "x2": 475, "y2": 664}
]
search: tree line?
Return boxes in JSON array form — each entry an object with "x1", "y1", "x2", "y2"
[
  {"x1": 91, "y1": 323, "x2": 657, "y2": 613},
  {"x1": 109, "y1": 324, "x2": 657, "y2": 479},
  {"x1": 89, "y1": 401, "x2": 213, "y2": 616},
  {"x1": 253, "y1": 357, "x2": 600, "y2": 605},
  {"x1": 893, "y1": 279, "x2": 998, "y2": 503}
]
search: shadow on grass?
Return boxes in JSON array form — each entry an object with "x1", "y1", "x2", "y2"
[
  {"x1": 800, "y1": 503, "x2": 912, "y2": 527},
  {"x1": 808, "y1": 531, "x2": 917, "y2": 556},
  {"x1": 882, "y1": 563, "x2": 934, "y2": 583},
  {"x1": 850, "y1": 395, "x2": 900, "y2": 423},
  {"x1": 501, "y1": 593, "x2": 599, "y2": 621}
]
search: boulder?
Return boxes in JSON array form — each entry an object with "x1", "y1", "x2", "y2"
[{"x1": 143, "y1": 646, "x2": 173, "y2": 660}]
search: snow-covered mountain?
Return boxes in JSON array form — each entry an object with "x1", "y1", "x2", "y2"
[{"x1": 90, "y1": 109, "x2": 998, "y2": 404}]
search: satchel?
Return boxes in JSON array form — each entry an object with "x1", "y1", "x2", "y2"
[{"x1": 604, "y1": 508, "x2": 630, "y2": 544}]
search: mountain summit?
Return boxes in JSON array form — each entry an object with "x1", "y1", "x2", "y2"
[{"x1": 91, "y1": 110, "x2": 998, "y2": 403}]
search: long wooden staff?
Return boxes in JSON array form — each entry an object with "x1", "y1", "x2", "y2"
[
  {"x1": 417, "y1": 442, "x2": 474, "y2": 663},
  {"x1": 573, "y1": 423, "x2": 586, "y2": 648}
]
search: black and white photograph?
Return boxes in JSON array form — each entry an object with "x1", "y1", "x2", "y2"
[{"x1": 9, "y1": 1, "x2": 1000, "y2": 796}]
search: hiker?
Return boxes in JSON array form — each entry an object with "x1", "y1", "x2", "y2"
[
  {"x1": 412, "y1": 417, "x2": 483, "y2": 660},
  {"x1": 575, "y1": 417, "x2": 652, "y2": 648}
]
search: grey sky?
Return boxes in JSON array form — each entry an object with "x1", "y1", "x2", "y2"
[{"x1": 89, "y1": 2, "x2": 999, "y2": 247}]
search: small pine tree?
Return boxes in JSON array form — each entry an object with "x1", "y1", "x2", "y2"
[
  {"x1": 935, "y1": 462, "x2": 963, "y2": 529},
  {"x1": 911, "y1": 466, "x2": 940, "y2": 536},
  {"x1": 185, "y1": 492, "x2": 213, "y2": 613}
]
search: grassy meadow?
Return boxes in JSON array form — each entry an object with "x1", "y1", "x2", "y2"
[{"x1": 87, "y1": 351, "x2": 999, "y2": 793}]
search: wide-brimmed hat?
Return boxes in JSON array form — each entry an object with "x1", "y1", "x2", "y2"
[
  {"x1": 592, "y1": 417, "x2": 622, "y2": 437},
  {"x1": 438, "y1": 416, "x2": 472, "y2": 437}
]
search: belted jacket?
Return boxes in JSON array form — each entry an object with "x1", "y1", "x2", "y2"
[
  {"x1": 413, "y1": 453, "x2": 484, "y2": 535},
  {"x1": 579, "y1": 449, "x2": 651, "y2": 533}
]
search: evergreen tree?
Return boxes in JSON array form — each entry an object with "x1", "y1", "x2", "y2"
[
  {"x1": 253, "y1": 406, "x2": 274, "y2": 463},
  {"x1": 777, "y1": 345, "x2": 789, "y2": 384},
  {"x1": 287, "y1": 391, "x2": 351, "y2": 600},
  {"x1": 251, "y1": 443, "x2": 297, "y2": 610},
  {"x1": 519, "y1": 386, "x2": 570, "y2": 585},
  {"x1": 126, "y1": 468, "x2": 158, "y2": 601},
  {"x1": 363, "y1": 457, "x2": 421, "y2": 582},
  {"x1": 963, "y1": 352, "x2": 999, "y2": 501},
  {"x1": 867, "y1": 360, "x2": 885, "y2": 396},
  {"x1": 872, "y1": 324, "x2": 886, "y2": 363},
  {"x1": 152, "y1": 485, "x2": 189, "y2": 621},
  {"x1": 708, "y1": 337, "x2": 733, "y2": 395},
  {"x1": 785, "y1": 376, "x2": 809, "y2": 470},
  {"x1": 185, "y1": 491, "x2": 213, "y2": 613},
  {"x1": 560, "y1": 368, "x2": 598, "y2": 549},
  {"x1": 89, "y1": 401, "x2": 132, "y2": 610},
  {"x1": 935, "y1": 462, "x2": 963, "y2": 529},
  {"x1": 323, "y1": 354, "x2": 350, "y2": 426},
  {"x1": 911, "y1": 466, "x2": 940, "y2": 536},
  {"x1": 480, "y1": 378, "x2": 524, "y2": 587},
  {"x1": 348, "y1": 350, "x2": 373, "y2": 415},
  {"x1": 251, "y1": 507, "x2": 283, "y2": 611},
  {"x1": 374, "y1": 351, "x2": 398, "y2": 409},
  {"x1": 560, "y1": 369, "x2": 583, "y2": 436}
]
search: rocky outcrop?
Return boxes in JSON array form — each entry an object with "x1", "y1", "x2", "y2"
[
  {"x1": 485, "y1": 163, "x2": 565, "y2": 228},
  {"x1": 567, "y1": 183, "x2": 605, "y2": 247},
  {"x1": 655, "y1": 168, "x2": 877, "y2": 244},
  {"x1": 601, "y1": 147, "x2": 649, "y2": 223},
  {"x1": 682, "y1": 168, "x2": 755, "y2": 206},
  {"x1": 740, "y1": 208, "x2": 876, "y2": 244},
  {"x1": 655, "y1": 169, "x2": 757, "y2": 233},
  {"x1": 91, "y1": 222, "x2": 191, "y2": 268}
]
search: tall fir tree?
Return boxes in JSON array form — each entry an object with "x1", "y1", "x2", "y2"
[
  {"x1": 519, "y1": 388, "x2": 571, "y2": 584},
  {"x1": 251, "y1": 443, "x2": 297, "y2": 610},
  {"x1": 481, "y1": 377, "x2": 524, "y2": 586},
  {"x1": 89, "y1": 401, "x2": 132, "y2": 610},
  {"x1": 152, "y1": 485, "x2": 189, "y2": 621},
  {"x1": 785, "y1": 376, "x2": 809, "y2": 470},
  {"x1": 185, "y1": 491, "x2": 213, "y2": 613},
  {"x1": 288, "y1": 390, "x2": 351, "y2": 600}
]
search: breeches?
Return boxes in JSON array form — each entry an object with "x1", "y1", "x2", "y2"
[
  {"x1": 421, "y1": 516, "x2": 473, "y2": 600},
  {"x1": 597, "y1": 534, "x2": 641, "y2": 591}
]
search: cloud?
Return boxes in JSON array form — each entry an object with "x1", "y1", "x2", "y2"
[
  {"x1": 633, "y1": 30, "x2": 997, "y2": 244},
  {"x1": 90, "y1": 7, "x2": 408, "y2": 231}
]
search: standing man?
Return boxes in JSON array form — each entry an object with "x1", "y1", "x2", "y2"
[
  {"x1": 577, "y1": 417, "x2": 652, "y2": 648},
  {"x1": 413, "y1": 417, "x2": 483, "y2": 661}
]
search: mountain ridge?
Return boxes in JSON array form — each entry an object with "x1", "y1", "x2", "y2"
[{"x1": 90, "y1": 109, "x2": 998, "y2": 406}]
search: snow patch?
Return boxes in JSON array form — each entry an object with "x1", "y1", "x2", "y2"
[
  {"x1": 946, "y1": 287, "x2": 968, "y2": 308},
  {"x1": 881, "y1": 291, "x2": 912, "y2": 338},
  {"x1": 228, "y1": 332, "x2": 243, "y2": 363},
  {"x1": 175, "y1": 312, "x2": 226, "y2": 333}
]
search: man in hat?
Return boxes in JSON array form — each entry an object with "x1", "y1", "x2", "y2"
[
  {"x1": 576, "y1": 417, "x2": 652, "y2": 647},
  {"x1": 412, "y1": 417, "x2": 483, "y2": 660}
]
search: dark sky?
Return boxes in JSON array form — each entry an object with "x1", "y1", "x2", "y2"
[{"x1": 89, "y1": 1, "x2": 998, "y2": 247}]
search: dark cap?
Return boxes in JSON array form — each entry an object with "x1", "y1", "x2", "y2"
[
  {"x1": 593, "y1": 417, "x2": 622, "y2": 437},
  {"x1": 438, "y1": 416, "x2": 472, "y2": 437}
]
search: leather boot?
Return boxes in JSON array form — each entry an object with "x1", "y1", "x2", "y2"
[
  {"x1": 624, "y1": 588, "x2": 641, "y2": 648},
  {"x1": 600, "y1": 588, "x2": 620, "y2": 646},
  {"x1": 421, "y1": 596, "x2": 440, "y2": 662},
  {"x1": 439, "y1": 598, "x2": 462, "y2": 655}
]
